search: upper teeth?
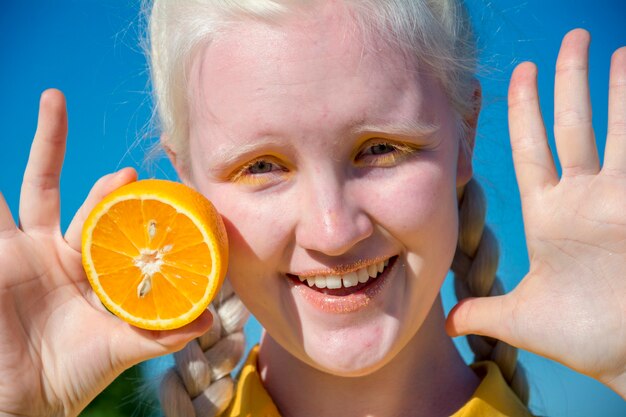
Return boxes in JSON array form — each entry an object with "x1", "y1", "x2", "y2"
[{"x1": 298, "y1": 259, "x2": 390, "y2": 289}]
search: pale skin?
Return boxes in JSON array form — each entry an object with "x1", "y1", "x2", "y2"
[
  {"x1": 448, "y1": 29, "x2": 626, "y2": 394},
  {"x1": 181, "y1": 10, "x2": 478, "y2": 416},
  {"x1": 0, "y1": 25, "x2": 624, "y2": 417}
]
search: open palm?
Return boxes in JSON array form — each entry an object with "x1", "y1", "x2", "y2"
[
  {"x1": 0, "y1": 90, "x2": 211, "y2": 417},
  {"x1": 447, "y1": 29, "x2": 626, "y2": 396}
]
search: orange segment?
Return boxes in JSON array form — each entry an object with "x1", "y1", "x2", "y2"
[
  {"x1": 82, "y1": 179, "x2": 228, "y2": 330},
  {"x1": 164, "y1": 243, "x2": 214, "y2": 275},
  {"x1": 90, "y1": 211, "x2": 140, "y2": 258},
  {"x1": 160, "y1": 264, "x2": 210, "y2": 301}
]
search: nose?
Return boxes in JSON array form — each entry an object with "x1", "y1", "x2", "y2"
[{"x1": 295, "y1": 174, "x2": 374, "y2": 256}]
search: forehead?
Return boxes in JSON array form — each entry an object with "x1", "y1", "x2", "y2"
[{"x1": 187, "y1": 4, "x2": 447, "y2": 143}]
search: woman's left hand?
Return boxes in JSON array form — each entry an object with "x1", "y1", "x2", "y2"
[{"x1": 446, "y1": 29, "x2": 626, "y2": 397}]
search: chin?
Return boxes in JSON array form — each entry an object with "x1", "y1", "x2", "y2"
[{"x1": 299, "y1": 317, "x2": 407, "y2": 377}]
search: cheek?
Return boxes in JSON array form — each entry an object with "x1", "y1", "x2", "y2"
[
  {"x1": 197, "y1": 183, "x2": 292, "y2": 287},
  {"x1": 359, "y1": 157, "x2": 460, "y2": 266}
]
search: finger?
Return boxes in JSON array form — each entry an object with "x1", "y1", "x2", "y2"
[
  {"x1": 111, "y1": 309, "x2": 213, "y2": 369},
  {"x1": 553, "y1": 29, "x2": 599, "y2": 176},
  {"x1": 603, "y1": 46, "x2": 626, "y2": 172},
  {"x1": 508, "y1": 62, "x2": 558, "y2": 198},
  {"x1": 0, "y1": 192, "x2": 17, "y2": 236},
  {"x1": 446, "y1": 296, "x2": 515, "y2": 344},
  {"x1": 19, "y1": 89, "x2": 68, "y2": 232},
  {"x1": 65, "y1": 167, "x2": 137, "y2": 251}
]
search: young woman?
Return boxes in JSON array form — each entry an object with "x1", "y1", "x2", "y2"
[{"x1": 0, "y1": 1, "x2": 624, "y2": 416}]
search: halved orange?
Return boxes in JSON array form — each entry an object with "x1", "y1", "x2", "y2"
[{"x1": 81, "y1": 179, "x2": 228, "y2": 330}]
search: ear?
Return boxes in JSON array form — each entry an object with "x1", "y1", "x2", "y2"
[
  {"x1": 456, "y1": 79, "x2": 481, "y2": 188},
  {"x1": 162, "y1": 135, "x2": 193, "y2": 186}
]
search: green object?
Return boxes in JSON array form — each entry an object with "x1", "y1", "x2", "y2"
[{"x1": 80, "y1": 365, "x2": 159, "y2": 417}]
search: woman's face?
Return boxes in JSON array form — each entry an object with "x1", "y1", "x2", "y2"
[{"x1": 183, "y1": 7, "x2": 471, "y2": 376}]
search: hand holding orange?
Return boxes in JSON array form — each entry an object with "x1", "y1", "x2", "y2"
[{"x1": 81, "y1": 179, "x2": 228, "y2": 330}]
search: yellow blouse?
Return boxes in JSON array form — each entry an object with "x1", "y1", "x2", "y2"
[{"x1": 220, "y1": 346, "x2": 532, "y2": 417}]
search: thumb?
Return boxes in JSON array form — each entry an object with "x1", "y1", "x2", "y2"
[
  {"x1": 110, "y1": 309, "x2": 214, "y2": 369},
  {"x1": 446, "y1": 295, "x2": 515, "y2": 343}
]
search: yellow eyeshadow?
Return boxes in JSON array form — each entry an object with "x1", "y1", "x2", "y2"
[
  {"x1": 228, "y1": 140, "x2": 418, "y2": 185},
  {"x1": 231, "y1": 172, "x2": 281, "y2": 186},
  {"x1": 355, "y1": 141, "x2": 418, "y2": 167},
  {"x1": 229, "y1": 157, "x2": 290, "y2": 185}
]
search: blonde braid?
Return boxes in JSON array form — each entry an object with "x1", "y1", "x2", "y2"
[
  {"x1": 451, "y1": 179, "x2": 529, "y2": 405},
  {"x1": 160, "y1": 279, "x2": 250, "y2": 416}
]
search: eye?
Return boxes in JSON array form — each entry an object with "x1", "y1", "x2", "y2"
[
  {"x1": 230, "y1": 157, "x2": 289, "y2": 186},
  {"x1": 365, "y1": 143, "x2": 396, "y2": 156},
  {"x1": 355, "y1": 140, "x2": 417, "y2": 167},
  {"x1": 247, "y1": 160, "x2": 278, "y2": 174}
]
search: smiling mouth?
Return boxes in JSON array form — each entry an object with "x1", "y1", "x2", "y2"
[{"x1": 287, "y1": 256, "x2": 398, "y2": 297}]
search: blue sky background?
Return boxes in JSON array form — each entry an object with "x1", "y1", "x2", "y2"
[{"x1": 1, "y1": 1, "x2": 625, "y2": 415}]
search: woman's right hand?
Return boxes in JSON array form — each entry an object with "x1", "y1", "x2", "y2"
[{"x1": 0, "y1": 89, "x2": 212, "y2": 417}]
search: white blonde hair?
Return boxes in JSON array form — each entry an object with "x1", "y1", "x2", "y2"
[
  {"x1": 146, "y1": 0, "x2": 477, "y2": 169},
  {"x1": 144, "y1": 1, "x2": 529, "y2": 414}
]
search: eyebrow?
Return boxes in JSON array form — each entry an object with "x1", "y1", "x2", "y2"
[
  {"x1": 351, "y1": 119, "x2": 441, "y2": 138},
  {"x1": 207, "y1": 139, "x2": 290, "y2": 173},
  {"x1": 207, "y1": 119, "x2": 441, "y2": 173}
]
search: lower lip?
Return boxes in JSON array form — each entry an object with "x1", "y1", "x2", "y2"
[{"x1": 287, "y1": 256, "x2": 398, "y2": 314}]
